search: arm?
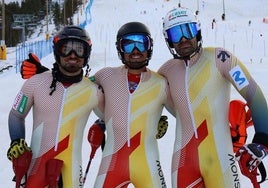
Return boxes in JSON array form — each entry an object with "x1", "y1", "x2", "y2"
[
  {"x1": 229, "y1": 60, "x2": 268, "y2": 134},
  {"x1": 7, "y1": 82, "x2": 34, "y2": 186},
  {"x1": 217, "y1": 48, "x2": 268, "y2": 185},
  {"x1": 8, "y1": 109, "x2": 26, "y2": 141},
  {"x1": 8, "y1": 78, "x2": 34, "y2": 142},
  {"x1": 216, "y1": 48, "x2": 268, "y2": 134}
]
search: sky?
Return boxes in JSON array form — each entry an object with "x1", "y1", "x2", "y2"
[
  {"x1": 1, "y1": 0, "x2": 268, "y2": 187},
  {"x1": 2, "y1": 0, "x2": 21, "y2": 4}
]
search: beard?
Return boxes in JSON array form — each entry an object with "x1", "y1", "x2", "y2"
[
  {"x1": 61, "y1": 64, "x2": 83, "y2": 73},
  {"x1": 178, "y1": 45, "x2": 197, "y2": 57},
  {"x1": 124, "y1": 60, "x2": 148, "y2": 69}
]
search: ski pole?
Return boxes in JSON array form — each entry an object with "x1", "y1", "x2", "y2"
[
  {"x1": 82, "y1": 123, "x2": 104, "y2": 186},
  {"x1": 82, "y1": 147, "x2": 96, "y2": 186}
]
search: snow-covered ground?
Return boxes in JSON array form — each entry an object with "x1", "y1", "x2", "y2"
[{"x1": 1, "y1": 0, "x2": 268, "y2": 187}]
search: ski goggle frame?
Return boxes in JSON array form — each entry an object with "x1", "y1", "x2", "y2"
[
  {"x1": 119, "y1": 34, "x2": 151, "y2": 54},
  {"x1": 55, "y1": 39, "x2": 91, "y2": 58},
  {"x1": 166, "y1": 22, "x2": 198, "y2": 43}
]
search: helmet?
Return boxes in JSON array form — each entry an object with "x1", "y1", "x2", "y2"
[
  {"x1": 163, "y1": 7, "x2": 202, "y2": 58},
  {"x1": 53, "y1": 25, "x2": 92, "y2": 67},
  {"x1": 116, "y1": 22, "x2": 153, "y2": 68},
  {"x1": 163, "y1": 7, "x2": 198, "y2": 30}
]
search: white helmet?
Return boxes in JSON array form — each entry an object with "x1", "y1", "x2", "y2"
[
  {"x1": 163, "y1": 7, "x2": 202, "y2": 58},
  {"x1": 163, "y1": 7, "x2": 198, "y2": 31}
]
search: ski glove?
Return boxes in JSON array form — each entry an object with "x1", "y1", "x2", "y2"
[
  {"x1": 156, "y1": 115, "x2": 168, "y2": 139},
  {"x1": 7, "y1": 138, "x2": 32, "y2": 161},
  {"x1": 236, "y1": 133, "x2": 268, "y2": 186},
  {"x1": 7, "y1": 139, "x2": 32, "y2": 188},
  {"x1": 21, "y1": 53, "x2": 49, "y2": 79},
  {"x1": 236, "y1": 143, "x2": 267, "y2": 173}
]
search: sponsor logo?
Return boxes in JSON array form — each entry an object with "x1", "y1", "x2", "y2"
[
  {"x1": 229, "y1": 65, "x2": 249, "y2": 91},
  {"x1": 168, "y1": 10, "x2": 187, "y2": 21},
  {"x1": 228, "y1": 154, "x2": 240, "y2": 188},
  {"x1": 156, "y1": 160, "x2": 167, "y2": 188},
  {"x1": 217, "y1": 50, "x2": 230, "y2": 62},
  {"x1": 13, "y1": 91, "x2": 28, "y2": 114},
  {"x1": 79, "y1": 165, "x2": 83, "y2": 187}
]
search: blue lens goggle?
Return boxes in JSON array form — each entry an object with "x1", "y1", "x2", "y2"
[
  {"x1": 120, "y1": 34, "x2": 151, "y2": 53},
  {"x1": 166, "y1": 23, "x2": 198, "y2": 43}
]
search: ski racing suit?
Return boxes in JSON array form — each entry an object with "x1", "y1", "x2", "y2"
[
  {"x1": 158, "y1": 47, "x2": 268, "y2": 188},
  {"x1": 92, "y1": 66, "x2": 173, "y2": 188},
  {"x1": 8, "y1": 71, "x2": 104, "y2": 188}
]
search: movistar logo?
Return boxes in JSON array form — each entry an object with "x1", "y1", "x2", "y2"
[{"x1": 229, "y1": 65, "x2": 249, "y2": 90}]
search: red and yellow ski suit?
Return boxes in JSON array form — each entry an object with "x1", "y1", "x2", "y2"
[
  {"x1": 9, "y1": 71, "x2": 104, "y2": 188},
  {"x1": 93, "y1": 66, "x2": 172, "y2": 188},
  {"x1": 158, "y1": 47, "x2": 268, "y2": 188}
]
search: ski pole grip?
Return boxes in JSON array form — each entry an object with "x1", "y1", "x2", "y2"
[{"x1": 87, "y1": 123, "x2": 105, "y2": 159}]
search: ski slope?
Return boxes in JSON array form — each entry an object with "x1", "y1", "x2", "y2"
[{"x1": 1, "y1": 0, "x2": 268, "y2": 187}]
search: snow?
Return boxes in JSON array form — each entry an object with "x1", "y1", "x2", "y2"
[{"x1": 1, "y1": 0, "x2": 268, "y2": 187}]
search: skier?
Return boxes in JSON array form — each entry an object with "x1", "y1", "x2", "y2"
[
  {"x1": 159, "y1": 7, "x2": 268, "y2": 188},
  {"x1": 7, "y1": 26, "x2": 104, "y2": 188},
  {"x1": 19, "y1": 22, "x2": 173, "y2": 188},
  {"x1": 88, "y1": 21, "x2": 173, "y2": 188}
]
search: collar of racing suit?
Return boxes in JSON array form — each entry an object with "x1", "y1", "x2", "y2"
[{"x1": 49, "y1": 63, "x2": 83, "y2": 95}]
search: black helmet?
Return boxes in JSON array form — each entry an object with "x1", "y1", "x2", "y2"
[
  {"x1": 53, "y1": 25, "x2": 92, "y2": 67},
  {"x1": 116, "y1": 22, "x2": 153, "y2": 67}
]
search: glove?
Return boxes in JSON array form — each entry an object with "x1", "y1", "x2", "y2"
[
  {"x1": 236, "y1": 143, "x2": 267, "y2": 173},
  {"x1": 156, "y1": 115, "x2": 168, "y2": 139},
  {"x1": 88, "y1": 119, "x2": 106, "y2": 155},
  {"x1": 236, "y1": 132, "x2": 268, "y2": 186},
  {"x1": 20, "y1": 53, "x2": 49, "y2": 79},
  {"x1": 7, "y1": 139, "x2": 32, "y2": 187},
  {"x1": 7, "y1": 138, "x2": 32, "y2": 161}
]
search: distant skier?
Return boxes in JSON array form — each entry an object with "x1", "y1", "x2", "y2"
[
  {"x1": 160, "y1": 7, "x2": 268, "y2": 188},
  {"x1": 211, "y1": 18, "x2": 216, "y2": 29},
  {"x1": 7, "y1": 26, "x2": 104, "y2": 188},
  {"x1": 222, "y1": 13, "x2": 225, "y2": 21}
]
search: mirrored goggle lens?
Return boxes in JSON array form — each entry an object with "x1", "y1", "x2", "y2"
[
  {"x1": 120, "y1": 34, "x2": 150, "y2": 53},
  {"x1": 58, "y1": 40, "x2": 87, "y2": 58},
  {"x1": 166, "y1": 23, "x2": 198, "y2": 43}
]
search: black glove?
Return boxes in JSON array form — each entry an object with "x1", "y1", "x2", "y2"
[
  {"x1": 20, "y1": 53, "x2": 49, "y2": 79},
  {"x1": 156, "y1": 115, "x2": 168, "y2": 139}
]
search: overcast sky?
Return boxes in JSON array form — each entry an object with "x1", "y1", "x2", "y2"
[{"x1": 2, "y1": 0, "x2": 21, "y2": 4}]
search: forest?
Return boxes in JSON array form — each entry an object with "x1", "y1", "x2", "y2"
[{"x1": 0, "y1": 0, "x2": 83, "y2": 46}]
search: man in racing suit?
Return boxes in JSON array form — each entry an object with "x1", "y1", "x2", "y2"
[
  {"x1": 159, "y1": 7, "x2": 268, "y2": 188},
  {"x1": 7, "y1": 26, "x2": 104, "y2": 188}
]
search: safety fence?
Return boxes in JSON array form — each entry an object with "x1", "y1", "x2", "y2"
[{"x1": 15, "y1": 38, "x2": 53, "y2": 73}]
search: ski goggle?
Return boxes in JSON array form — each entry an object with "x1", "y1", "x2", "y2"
[
  {"x1": 57, "y1": 39, "x2": 90, "y2": 58},
  {"x1": 166, "y1": 22, "x2": 198, "y2": 43},
  {"x1": 119, "y1": 34, "x2": 151, "y2": 53}
]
